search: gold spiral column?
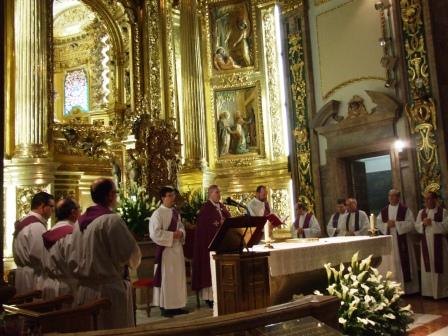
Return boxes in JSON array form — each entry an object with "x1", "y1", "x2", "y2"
[
  {"x1": 13, "y1": 0, "x2": 50, "y2": 158},
  {"x1": 178, "y1": 0, "x2": 209, "y2": 189}
]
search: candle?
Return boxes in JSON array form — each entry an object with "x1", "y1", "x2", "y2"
[
  {"x1": 369, "y1": 213, "x2": 375, "y2": 231},
  {"x1": 264, "y1": 222, "x2": 270, "y2": 242}
]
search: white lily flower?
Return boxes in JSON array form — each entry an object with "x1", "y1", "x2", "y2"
[
  {"x1": 338, "y1": 317, "x2": 347, "y2": 326},
  {"x1": 341, "y1": 284, "x2": 349, "y2": 300},
  {"x1": 361, "y1": 283, "x2": 369, "y2": 293},
  {"x1": 324, "y1": 263, "x2": 332, "y2": 279},
  {"x1": 359, "y1": 255, "x2": 373, "y2": 271},
  {"x1": 400, "y1": 304, "x2": 412, "y2": 312},
  {"x1": 384, "y1": 313, "x2": 396, "y2": 319},
  {"x1": 351, "y1": 251, "x2": 359, "y2": 268},
  {"x1": 314, "y1": 290, "x2": 323, "y2": 296},
  {"x1": 386, "y1": 271, "x2": 393, "y2": 279}
]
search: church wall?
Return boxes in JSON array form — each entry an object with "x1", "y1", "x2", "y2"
[{"x1": 307, "y1": 0, "x2": 419, "y2": 223}]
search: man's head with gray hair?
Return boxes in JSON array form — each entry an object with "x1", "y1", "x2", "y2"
[
  {"x1": 388, "y1": 189, "x2": 401, "y2": 205},
  {"x1": 208, "y1": 185, "x2": 221, "y2": 203}
]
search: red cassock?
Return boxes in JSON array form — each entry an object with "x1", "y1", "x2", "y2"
[{"x1": 192, "y1": 200, "x2": 231, "y2": 291}]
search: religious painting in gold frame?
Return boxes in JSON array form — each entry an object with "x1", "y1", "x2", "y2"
[
  {"x1": 212, "y1": 83, "x2": 264, "y2": 163},
  {"x1": 207, "y1": 0, "x2": 257, "y2": 73}
]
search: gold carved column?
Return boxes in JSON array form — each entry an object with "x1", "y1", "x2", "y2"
[
  {"x1": 178, "y1": 0, "x2": 208, "y2": 188},
  {"x1": 3, "y1": 0, "x2": 58, "y2": 270}
]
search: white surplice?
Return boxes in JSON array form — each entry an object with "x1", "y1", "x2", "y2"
[
  {"x1": 376, "y1": 205, "x2": 419, "y2": 294},
  {"x1": 247, "y1": 197, "x2": 267, "y2": 216},
  {"x1": 41, "y1": 220, "x2": 76, "y2": 300},
  {"x1": 70, "y1": 213, "x2": 141, "y2": 329},
  {"x1": 327, "y1": 212, "x2": 347, "y2": 237},
  {"x1": 415, "y1": 207, "x2": 448, "y2": 299},
  {"x1": 294, "y1": 213, "x2": 321, "y2": 238},
  {"x1": 149, "y1": 205, "x2": 187, "y2": 309},
  {"x1": 13, "y1": 211, "x2": 48, "y2": 295},
  {"x1": 339, "y1": 210, "x2": 369, "y2": 236}
]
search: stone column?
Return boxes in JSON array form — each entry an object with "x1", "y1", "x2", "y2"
[
  {"x1": 179, "y1": 0, "x2": 207, "y2": 170},
  {"x1": 14, "y1": 0, "x2": 50, "y2": 158}
]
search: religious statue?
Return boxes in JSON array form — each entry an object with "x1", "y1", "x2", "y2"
[
  {"x1": 217, "y1": 112, "x2": 232, "y2": 156},
  {"x1": 228, "y1": 16, "x2": 252, "y2": 67},
  {"x1": 244, "y1": 107, "x2": 256, "y2": 147},
  {"x1": 126, "y1": 151, "x2": 140, "y2": 186},
  {"x1": 346, "y1": 95, "x2": 368, "y2": 119},
  {"x1": 110, "y1": 157, "x2": 122, "y2": 187}
]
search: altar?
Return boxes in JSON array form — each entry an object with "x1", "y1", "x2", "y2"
[{"x1": 212, "y1": 236, "x2": 394, "y2": 315}]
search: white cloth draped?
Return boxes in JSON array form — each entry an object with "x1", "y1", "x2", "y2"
[
  {"x1": 415, "y1": 207, "x2": 448, "y2": 299},
  {"x1": 70, "y1": 213, "x2": 141, "y2": 329},
  {"x1": 149, "y1": 205, "x2": 187, "y2": 310},
  {"x1": 326, "y1": 212, "x2": 347, "y2": 237},
  {"x1": 376, "y1": 205, "x2": 419, "y2": 294},
  {"x1": 13, "y1": 211, "x2": 48, "y2": 295}
]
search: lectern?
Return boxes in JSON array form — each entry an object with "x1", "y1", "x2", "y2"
[{"x1": 209, "y1": 216, "x2": 270, "y2": 315}]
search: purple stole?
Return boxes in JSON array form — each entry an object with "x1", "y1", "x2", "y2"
[
  {"x1": 332, "y1": 212, "x2": 340, "y2": 228},
  {"x1": 381, "y1": 204, "x2": 411, "y2": 282},
  {"x1": 42, "y1": 225, "x2": 74, "y2": 250},
  {"x1": 78, "y1": 205, "x2": 113, "y2": 232},
  {"x1": 154, "y1": 208, "x2": 179, "y2": 287},
  {"x1": 421, "y1": 207, "x2": 444, "y2": 274},
  {"x1": 294, "y1": 213, "x2": 312, "y2": 238},
  {"x1": 345, "y1": 211, "x2": 360, "y2": 232},
  {"x1": 14, "y1": 215, "x2": 43, "y2": 237},
  {"x1": 264, "y1": 202, "x2": 271, "y2": 216}
]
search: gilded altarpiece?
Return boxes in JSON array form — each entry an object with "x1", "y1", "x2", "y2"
[
  {"x1": 191, "y1": 0, "x2": 305, "y2": 236},
  {"x1": 398, "y1": 0, "x2": 442, "y2": 195}
]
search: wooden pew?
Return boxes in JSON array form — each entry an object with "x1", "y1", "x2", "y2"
[
  {"x1": 3, "y1": 298, "x2": 111, "y2": 333},
  {"x1": 16, "y1": 294, "x2": 74, "y2": 312}
]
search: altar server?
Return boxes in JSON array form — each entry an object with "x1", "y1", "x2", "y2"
[
  {"x1": 41, "y1": 197, "x2": 80, "y2": 299},
  {"x1": 293, "y1": 202, "x2": 321, "y2": 238},
  {"x1": 376, "y1": 189, "x2": 418, "y2": 294},
  {"x1": 415, "y1": 192, "x2": 448, "y2": 299},
  {"x1": 327, "y1": 198, "x2": 347, "y2": 237},
  {"x1": 70, "y1": 178, "x2": 141, "y2": 329},
  {"x1": 13, "y1": 191, "x2": 54, "y2": 294},
  {"x1": 341, "y1": 198, "x2": 369, "y2": 236},
  {"x1": 192, "y1": 185, "x2": 231, "y2": 308},
  {"x1": 149, "y1": 186, "x2": 188, "y2": 317}
]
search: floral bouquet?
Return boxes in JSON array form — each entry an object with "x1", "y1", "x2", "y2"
[
  {"x1": 117, "y1": 185, "x2": 159, "y2": 240},
  {"x1": 315, "y1": 252, "x2": 413, "y2": 336}
]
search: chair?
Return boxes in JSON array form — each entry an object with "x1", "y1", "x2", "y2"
[{"x1": 132, "y1": 278, "x2": 153, "y2": 318}]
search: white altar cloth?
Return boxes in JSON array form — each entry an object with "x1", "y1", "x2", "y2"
[{"x1": 251, "y1": 236, "x2": 394, "y2": 277}]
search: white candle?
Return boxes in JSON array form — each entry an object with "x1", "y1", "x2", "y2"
[
  {"x1": 264, "y1": 222, "x2": 270, "y2": 242},
  {"x1": 369, "y1": 214, "x2": 375, "y2": 231}
]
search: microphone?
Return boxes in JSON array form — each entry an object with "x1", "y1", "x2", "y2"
[
  {"x1": 224, "y1": 197, "x2": 240, "y2": 207},
  {"x1": 224, "y1": 197, "x2": 250, "y2": 216}
]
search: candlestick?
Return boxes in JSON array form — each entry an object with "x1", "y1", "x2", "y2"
[
  {"x1": 369, "y1": 213, "x2": 375, "y2": 231},
  {"x1": 264, "y1": 222, "x2": 270, "y2": 242}
]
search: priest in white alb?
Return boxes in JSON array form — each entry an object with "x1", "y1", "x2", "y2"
[
  {"x1": 293, "y1": 202, "x2": 321, "y2": 238},
  {"x1": 149, "y1": 186, "x2": 188, "y2": 317},
  {"x1": 415, "y1": 191, "x2": 448, "y2": 299},
  {"x1": 70, "y1": 178, "x2": 141, "y2": 329},
  {"x1": 247, "y1": 185, "x2": 271, "y2": 217},
  {"x1": 376, "y1": 189, "x2": 419, "y2": 294},
  {"x1": 326, "y1": 198, "x2": 347, "y2": 237},
  {"x1": 13, "y1": 191, "x2": 55, "y2": 294},
  {"x1": 41, "y1": 197, "x2": 80, "y2": 299},
  {"x1": 340, "y1": 198, "x2": 369, "y2": 236}
]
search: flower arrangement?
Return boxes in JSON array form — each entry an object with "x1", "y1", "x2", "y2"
[
  {"x1": 178, "y1": 189, "x2": 206, "y2": 226},
  {"x1": 117, "y1": 185, "x2": 159, "y2": 240},
  {"x1": 315, "y1": 252, "x2": 413, "y2": 336}
]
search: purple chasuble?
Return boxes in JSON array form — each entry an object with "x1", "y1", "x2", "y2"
[
  {"x1": 345, "y1": 211, "x2": 360, "y2": 232},
  {"x1": 294, "y1": 213, "x2": 313, "y2": 238},
  {"x1": 421, "y1": 207, "x2": 444, "y2": 274},
  {"x1": 381, "y1": 203, "x2": 411, "y2": 282},
  {"x1": 153, "y1": 208, "x2": 179, "y2": 287},
  {"x1": 332, "y1": 212, "x2": 340, "y2": 228}
]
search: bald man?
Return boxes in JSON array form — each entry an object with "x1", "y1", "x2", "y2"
[
  {"x1": 341, "y1": 198, "x2": 369, "y2": 236},
  {"x1": 70, "y1": 178, "x2": 141, "y2": 329},
  {"x1": 192, "y1": 185, "x2": 231, "y2": 308},
  {"x1": 376, "y1": 189, "x2": 418, "y2": 294}
]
